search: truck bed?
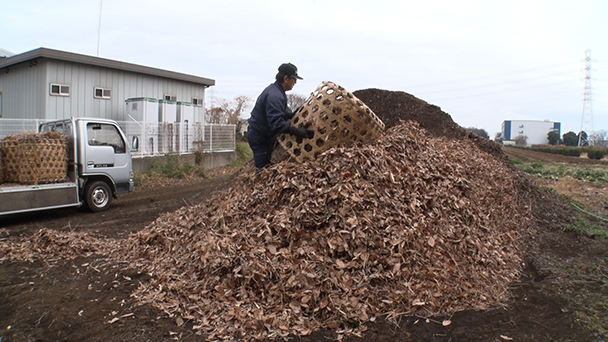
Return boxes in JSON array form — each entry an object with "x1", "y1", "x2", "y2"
[{"x1": 0, "y1": 182, "x2": 80, "y2": 215}]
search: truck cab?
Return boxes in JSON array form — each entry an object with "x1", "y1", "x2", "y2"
[{"x1": 0, "y1": 117, "x2": 137, "y2": 215}]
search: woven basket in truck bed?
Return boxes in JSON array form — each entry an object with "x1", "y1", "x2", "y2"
[{"x1": 0, "y1": 132, "x2": 69, "y2": 185}]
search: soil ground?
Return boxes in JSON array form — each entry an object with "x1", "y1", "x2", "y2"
[{"x1": 1, "y1": 149, "x2": 607, "y2": 341}]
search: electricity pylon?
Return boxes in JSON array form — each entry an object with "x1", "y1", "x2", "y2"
[{"x1": 578, "y1": 49, "x2": 593, "y2": 146}]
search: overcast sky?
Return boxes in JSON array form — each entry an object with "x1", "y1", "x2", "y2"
[{"x1": 2, "y1": 0, "x2": 607, "y2": 137}]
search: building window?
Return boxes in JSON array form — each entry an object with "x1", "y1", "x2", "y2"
[
  {"x1": 94, "y1": 87, "x2": 111, "y2": 99},
  {"x1": 192, "y1": 97, "x2": 203, "y2": 106},
  {"x1": 50, "y1": 83, "x2": 70, "y2": 96},
  {"x1": 164, "y1": 94, "x2": 177, "y2": 102},
  {"x1": 0, "y1": 92, "x2": 3, "y2": 118}
]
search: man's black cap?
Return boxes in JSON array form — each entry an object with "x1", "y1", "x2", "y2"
[{"x1": 278, "y1": 63, "x2": 303, "y2": 80}]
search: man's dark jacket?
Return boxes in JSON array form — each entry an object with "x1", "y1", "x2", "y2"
[{"x1": 248, "y1": 80, "x2": 293, "y2": 140}]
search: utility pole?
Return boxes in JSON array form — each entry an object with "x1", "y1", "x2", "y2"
[
  {"x1": 578, "y1": 49, "x2": 593, "y2": 146},
  {"x1": 97, "y1": 0, "x2": 103, "y2": 57}
]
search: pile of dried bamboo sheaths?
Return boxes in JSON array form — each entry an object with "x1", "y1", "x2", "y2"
[{"x1": 120, "y1": 120, "x2": 529, "y2": 340}]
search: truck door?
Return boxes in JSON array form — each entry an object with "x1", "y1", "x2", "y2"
[{"x1": 84, "y1": 123, "x2": 130, "y2": 190}]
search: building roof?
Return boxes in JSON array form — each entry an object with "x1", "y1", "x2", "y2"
[
  {"x1": 0, "y1": 48, "x2": 15, "y2": 58},
  {"x1": 0, "y1": 47, "x2": 215, "y2": 87}
]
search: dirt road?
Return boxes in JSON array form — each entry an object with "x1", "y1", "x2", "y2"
[{"x1": 0, "y1": 174, "x2": 235, "y2": 238}]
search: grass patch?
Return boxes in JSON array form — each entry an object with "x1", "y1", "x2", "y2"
[
  {"x1": 515, "y1": 162, "x2": 608, "y2": 182},
  {"x1": 531, "y1": 162, "x2": 544, "y2": 169},
  {"x1": 517, "y1": 159, "x2": 608, "y2": 337},
  {"x1": 566, "y1": 216, "x2": 608, "y2": 239},
  {"x1": 134, "y1": 174, "x2": 144, "y2": 187},
  {"x1": 555, "y1": 258, "x2": 608, "y2": 339},
  {"x1": 230, "y1": 142, "x2": 253, "y2": 168},
  {"x1": 148, "y1": 154, "x2": 207, "y2": 179},
  {"x1": 136, "y1": 154, "x2": 207, "y2": 184}
]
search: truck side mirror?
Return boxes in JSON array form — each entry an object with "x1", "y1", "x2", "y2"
[{"x1": 131, "y1": 136, "x2": 139, "y2": 151}]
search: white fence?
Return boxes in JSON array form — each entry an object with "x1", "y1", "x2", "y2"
[{"x1": 0, "y1": 119, "x2": 236, "y2": 157}]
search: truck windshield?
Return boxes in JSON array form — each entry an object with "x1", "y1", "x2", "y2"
[
  {"x1": 87, "y1": 123, "x2": 126, "y2": 154},
  {"x1": 40, "y1": 122, "x2": 72, "y2": 136}
]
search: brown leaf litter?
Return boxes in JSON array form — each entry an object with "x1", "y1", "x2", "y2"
[{"x1": 118, "y1": 121, "x2": 530, "y2": 340}]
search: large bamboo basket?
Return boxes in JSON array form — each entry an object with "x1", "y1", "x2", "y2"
[
  {"x1": 278, "y1": 81, "x2": 385, "y2": 163},
  {"x1": 1, "y1": 132, "x2": 68, "y2": 185}
]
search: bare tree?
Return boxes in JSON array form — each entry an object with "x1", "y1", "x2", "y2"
[
  {"x1": 206, "y1": 96, "x2": 252, "y2": 125},
  {"x1": 206, "y1": 106, "x2": 226, "y2": 124},
  {"x1": 287, "y1": 93, "x2": 308, "y2": 112},
  {"x1": 221, "y1": 96, "x2": 251, "y2": 125},
  {"x1": 514, "y1": 135, "x2": 528, "y2": 146},
  {"x1": 589, "y1": 130, "x2": 608, "y2": 148}
]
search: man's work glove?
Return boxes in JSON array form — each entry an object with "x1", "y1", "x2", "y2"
[
  {"x1": 292, "y1": 127, "x2": 315, "y2": 139},
  {"x1": 283, "y1": 109, "x2": 295, "y2": 121}
]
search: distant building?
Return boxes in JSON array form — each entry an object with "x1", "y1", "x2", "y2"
[
  {"x1": 0, "y1": 47, "x2": 215, "y2": 122},
  {"x1": 500, "y1": 120, "x2": 560, "y2": 146}
]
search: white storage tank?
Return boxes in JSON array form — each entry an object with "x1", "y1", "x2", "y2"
[
  {"x1": 158, "y1": 100, "x2": 178, "y2": 152},
  {"x1": 125, "y1": 98, "x2": 160, "y2": 155},
  {"x1": 177, "y1": 102, "x2": 195, "y2": 153}
]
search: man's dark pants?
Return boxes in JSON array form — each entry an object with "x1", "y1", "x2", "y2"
[{"x1": 247, "y1": 126, "x2": 276, "y2": 170}]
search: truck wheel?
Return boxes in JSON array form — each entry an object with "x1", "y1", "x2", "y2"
[{"x1": 84, "y1": 181, "x2": 112, "y2": 212}]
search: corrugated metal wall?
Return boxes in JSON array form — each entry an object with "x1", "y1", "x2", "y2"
[
  {"x1": 0, "y1": 60, "x2": 46, "y2": 119},
  {"x1": 0, "y1": 58, "x2": 207, "y2": 121}
]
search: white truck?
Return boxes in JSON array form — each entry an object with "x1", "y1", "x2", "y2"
[{"x1": 0, "y1": 117, "x2": 138, "y2": 215}]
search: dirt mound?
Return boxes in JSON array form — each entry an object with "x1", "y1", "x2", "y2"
[
  {"x1": 352, "y1": 89, "x2": 462, "y2": 139},
  {"x1": 113, "y1": 121, "x2": 529, "y2": 341},
  {"x1": 353, "y1": 88, "x2": 511, "y2": 166}
]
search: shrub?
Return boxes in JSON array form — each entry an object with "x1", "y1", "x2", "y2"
[
  {"x1": 134, "y1": 175, "x2": 143, "y2": 187},
  {"x1": 519, "y1": 145, "x2": 582, "y2": 157},
  {"x1": 587, "y1": 148, "x2": 607, "y2": 160},
  {"x1": 195, "y1": 150, "x2": 203, "y2": 165},
  {"x1": 196, "y1": 166, "x2": 207, "y2": 178}
]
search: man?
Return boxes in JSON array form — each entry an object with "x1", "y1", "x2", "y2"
[{"x1": 247, "y1": 63, "x2": 314, "y2": 170}]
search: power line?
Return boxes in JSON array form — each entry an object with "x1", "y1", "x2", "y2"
[
  {"x1": 414, "y1": 70, "x2": 580, "y2": 97},
  {"x1": 426, "y1": 77, "x2": 580, "y2": 103},
  {"x1": 403, "y1": 60, "x2": 580, "y2": 90}
]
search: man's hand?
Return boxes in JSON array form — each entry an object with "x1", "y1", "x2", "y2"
[{"x1": 293, "y1": 127, "x2": 315, "y2": 139}]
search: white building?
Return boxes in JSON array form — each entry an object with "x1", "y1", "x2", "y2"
[
  {"x1": 500, "y1": 120, "x2": 561, "y2": 146},
  {"x1": 0, "y1": 47, "x2": 214, "y2": 121}
]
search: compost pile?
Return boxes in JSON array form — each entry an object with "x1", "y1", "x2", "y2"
[
  {"x1": 353, "y1": 88, "x2": 510, "y2": 166},
  {"x1": 117, "y1": 120, "x2": 529, "y2": 341}
]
